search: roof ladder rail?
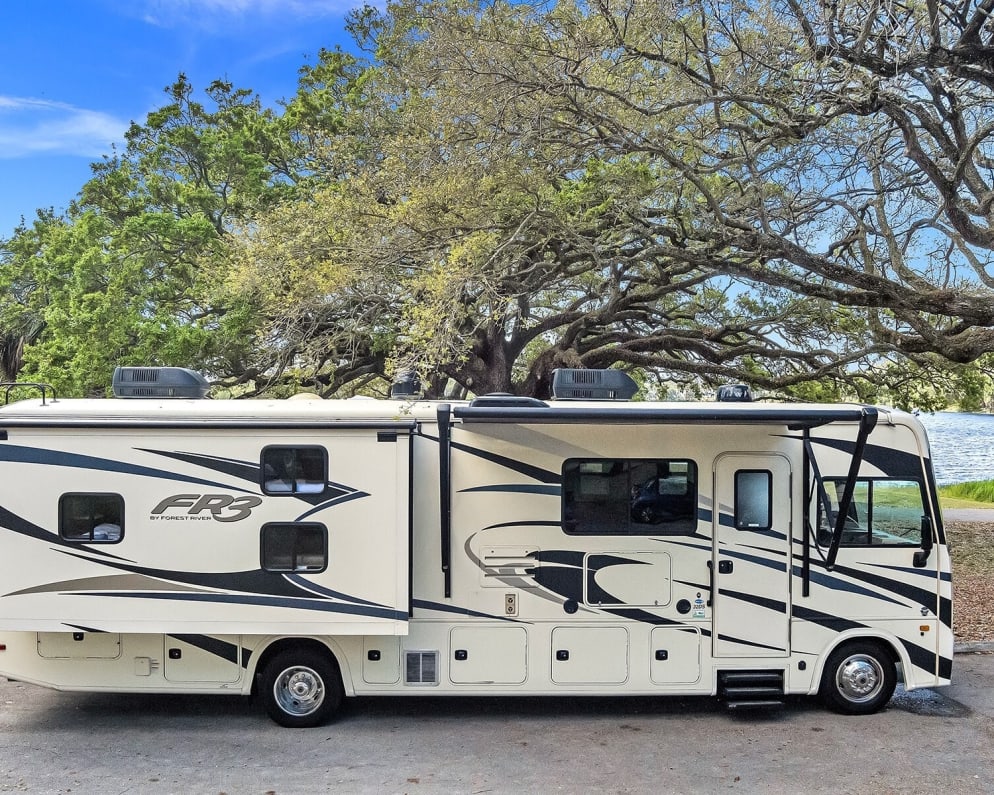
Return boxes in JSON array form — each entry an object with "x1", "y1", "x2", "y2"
[{"x1": 1, "y1": 381, "x2": 57, "y2": 406}]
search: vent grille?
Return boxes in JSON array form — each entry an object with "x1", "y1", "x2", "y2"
[
  {"x1": 404, "y1": 651, "x2": 439, "y2": 686},
  {"x1": 567, "y1": 370, "x2": 601, "y2": 385},
  {"x1": 550, "y1": 369, "x2": 638, "y2": 401},
  {"x1": 112, "y1": 367, "x2": 209, "y2": 399},
  {"x1": 118, "y1": 367, "x2": 161, "y2": 384}
]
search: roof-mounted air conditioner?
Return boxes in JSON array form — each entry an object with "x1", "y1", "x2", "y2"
[
  {"x1": 551, "y1": 369, "x2": 638, "y2": 401},
  {"x1": 112, "y1": 367, "x2": 210, "y2": 399}
]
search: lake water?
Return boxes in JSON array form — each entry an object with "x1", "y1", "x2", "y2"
[{"x1": 916, "y1": 411, "x2": 994, "y2": 485}]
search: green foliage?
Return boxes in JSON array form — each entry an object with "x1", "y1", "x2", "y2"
[
  {"x1": 939, "y1": 481, "x2": 994, "y2": 506},
  {"x1": 7, "y1": 0, "x2": 994, "y2": 400},
  {"x1": 0, "y1": 76, "x2": 296, "y2": 395},
  {"x1": 781, "y1": 380, "x2": 848, "y2": 403},
  {"x1": 866, "y1": 358, "x2": 994, "y2": 413}
]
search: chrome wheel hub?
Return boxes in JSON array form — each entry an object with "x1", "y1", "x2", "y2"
[
  {"x1": 836, "y1": 655, "x2": 884, "y2": 703},
  {"x1": 274, "y1": 665, "x2": 326, "y2": 716}
]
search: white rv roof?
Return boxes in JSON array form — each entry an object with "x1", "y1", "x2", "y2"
[
  {"x1": 0, "y1": 393, "x2": 904, "y2": 430},
  {"x1": 0, "y1": 395, "x2": 435, "y2": 427}
]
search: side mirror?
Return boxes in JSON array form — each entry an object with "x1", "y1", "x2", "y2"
[{"x1": 913, "y1": 515, "x2": 934, "y2": 568}]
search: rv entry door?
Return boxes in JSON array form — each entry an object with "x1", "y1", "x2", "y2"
[{"x1": 712, "y1": 453, "x2": 791, "y2": 657}]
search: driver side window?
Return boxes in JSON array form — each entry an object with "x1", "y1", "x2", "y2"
[{"x1": 818, "y1": 478, "x2": 924, "y2": 547}]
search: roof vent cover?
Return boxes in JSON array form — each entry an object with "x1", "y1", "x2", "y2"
[
  {"x1": 551, "y1": 369, "x2": 638, "y2": 401},
  {"x1": 112, "y1": 367, "x2": 210, "y2": 399},
  {"x1": 716, "y1": 384, "x2": 753, "y2": 402},
  {"x1": 390, "y1": 371, "x2": 422, "y2": 400}
]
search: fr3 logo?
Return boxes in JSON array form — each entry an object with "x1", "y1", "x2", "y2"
[{"x1": 151, "y1": 494, "x2": 263, "y2": 523}]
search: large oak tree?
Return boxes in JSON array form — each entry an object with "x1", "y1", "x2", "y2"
[
  {"x1": 4, "y1": 1, "x2": 993, "y2": 408},
  {"x1": 226, "y1": 0, "x2": 994, "y2": 404}
]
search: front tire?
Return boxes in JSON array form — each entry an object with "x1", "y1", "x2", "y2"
[
  {"x1": 260, "y1": 648, "x2": 344, "y2": 728},
  {"x1": 819, "y1": 641, "x2": 896, "y2": 715}
]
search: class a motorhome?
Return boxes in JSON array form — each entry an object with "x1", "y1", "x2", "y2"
[{"x1": 0, "y1": 367, "x2": 952, "y2": 726}]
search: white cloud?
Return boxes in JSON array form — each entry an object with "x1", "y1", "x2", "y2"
[{"x1": 0, "y1": 96, "x2": 128, "y2": 159}]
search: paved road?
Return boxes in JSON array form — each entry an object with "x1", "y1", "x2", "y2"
[
  {"x1": 944, "y1": 508, "x2": 994, "y2": 522},
  {"x1": 1, "y1": 652, "x2": 993, "y2": 794}
]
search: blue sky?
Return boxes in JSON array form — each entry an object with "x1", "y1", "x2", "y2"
[{"x1": 0, "y1": 0, "x2": 362, "y2": 238}]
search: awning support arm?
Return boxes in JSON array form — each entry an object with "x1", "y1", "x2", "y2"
[
  {"x1": 802, "y1": 428, "x2": 812, "y2": 596},
  {"x1": 437, "y1": 404, "x2": 452, "y2": 598},
  {"x1": 824, "y1": 408, "x2": 878, "y2": 570}
]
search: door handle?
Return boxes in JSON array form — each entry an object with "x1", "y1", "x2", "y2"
[{"x1": 718, "y1": 560, "x2": 733, "y2": 574}]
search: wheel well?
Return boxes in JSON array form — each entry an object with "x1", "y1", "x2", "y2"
[
  {"x1": 835, "y1": 637, "x2": 899, "y2": 664},
  {"x1": 821, "y1": 636, "x2": 901, "y2": 682},
  {"x1": 251, "y1": 638, "x2": 341, "y2": 696},
  {"x1": 818, "y1": 636, "x2": 901, "y2": 714}
]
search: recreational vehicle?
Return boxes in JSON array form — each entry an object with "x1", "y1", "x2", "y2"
[{"x1": 0, "y1": 368, "x2": 952, "y2": 726}]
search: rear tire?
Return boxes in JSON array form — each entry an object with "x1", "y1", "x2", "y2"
[
  {"x1": 819, "y1": 641, "x2": 896, "y2": 715},
  {"x1": 260, "y1": 648, "x2": 344, "y2": 728}
]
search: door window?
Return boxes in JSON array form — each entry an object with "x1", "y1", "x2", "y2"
[{"x1": 735, "y1": 470, "x2": 772, "y2": 530}]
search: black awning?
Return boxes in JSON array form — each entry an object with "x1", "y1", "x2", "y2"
[{"x1": 452, "y1": 404, "x2": 877, "y2": 430}]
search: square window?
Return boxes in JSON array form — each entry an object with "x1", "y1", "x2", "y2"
[
  {"x1": 261, "y1": 446, "x2": 327, "y2": 495},
  {"x1": 59, "y1": 493, "x2": 124, "y2": 543},
  {"x1": 261, "y1": 523, "x2": 328, "y2": 572}
]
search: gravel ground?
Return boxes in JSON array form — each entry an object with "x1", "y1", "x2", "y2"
[{"x1": 946, "y1": 520, "x2": 994, "y2": 644}]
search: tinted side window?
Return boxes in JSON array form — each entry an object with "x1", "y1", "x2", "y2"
[
  {"x1": 735, "y1": 470, "x2": 772, "y2": 530},
  {"x1": 60, "y1": 493, "x2": 124, "y2": 543},
  {"x1": 261, "y1": 446, "x2": 327, "y2": 495},
  {"x1": 563, "y1": 459, "x2": 697, "y2": 535},
  {"x1": 261, "y1": 523, "x2": 328, "y2": 572}
]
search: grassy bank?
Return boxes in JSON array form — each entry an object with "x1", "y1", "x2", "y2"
[{"x1": 938, "y1": 480, "x2": 994, "y2": 509}]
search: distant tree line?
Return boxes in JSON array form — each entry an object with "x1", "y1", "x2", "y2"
[{"x1": 2, "y1": 0, "x2": 994, "y2": 410}]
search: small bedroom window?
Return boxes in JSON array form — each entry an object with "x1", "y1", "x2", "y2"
[
  {"x1": 261, "y1": 523, "x2": 328, "y2": 573},
  {"x1": 261, "y1": 446, "x2": 327, "y2": 495},
  {"x1": 59, "y1": 493, "x2": 124, "y2": 543}
]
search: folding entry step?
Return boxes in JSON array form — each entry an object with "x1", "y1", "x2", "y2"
[{"x1": 717, "y1": 670, "x2": 785, "y2": 709}]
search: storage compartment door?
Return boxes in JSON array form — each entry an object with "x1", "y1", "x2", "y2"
[
  {"x1": 163, "y1": 634, "x2": 242, "y2": 683},
  {"x1": 551, "y1": 626, "x2": 629, "y2": 685},
  {"x1": 449, "y1": 626, "x2": 528, "y2": 684}
]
